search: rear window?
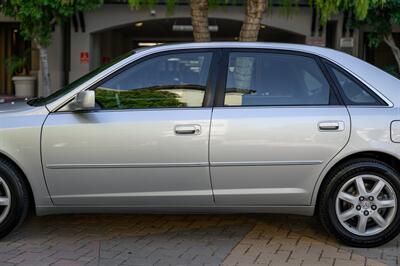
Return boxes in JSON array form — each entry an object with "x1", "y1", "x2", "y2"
[{"x1": 326, "y1": 63, "x2": 385, "y2": 106}]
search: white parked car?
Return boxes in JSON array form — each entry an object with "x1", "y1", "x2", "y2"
[{"x1": 0, "y1": 42, "x2": 399, "y2": 247}]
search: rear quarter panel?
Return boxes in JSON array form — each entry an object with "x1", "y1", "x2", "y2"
[{"x1": 311, "y1": 106, "x2": 400, "y2": 205}]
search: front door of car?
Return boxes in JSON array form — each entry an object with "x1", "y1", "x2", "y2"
[
  {"x1": 42, "y1": 50, "x2": 218, "y2": 206},
  {"x1": 210, "y1": 50, "x2": 351, "y2": 206}
]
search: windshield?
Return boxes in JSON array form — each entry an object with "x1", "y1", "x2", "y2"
[{"x1": 27, "y1": 50, "x2": 136, "y2": 107}]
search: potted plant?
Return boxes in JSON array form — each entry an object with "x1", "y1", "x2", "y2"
[{"x1": 5, "y1": 55, "x2": 36, "y2": 98}]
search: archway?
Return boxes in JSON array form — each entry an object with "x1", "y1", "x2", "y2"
[{"x1": 91, "y1": 17, "x2": 306, "y2": 69}]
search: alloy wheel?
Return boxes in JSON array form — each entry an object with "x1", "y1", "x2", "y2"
[
  {"x1": 336, "y1": 175, "x2": 397, "y2": 236},
  {"x1": 335, "y1": 174, "x2": 397, "y2": 236},
  {"x1": 0, "y1": 176, "x2": 11, "y2": 224}
]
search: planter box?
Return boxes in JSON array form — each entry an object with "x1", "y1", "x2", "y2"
[{"x1": 12, "y1": 76, "x2": 36, "y2": 98}]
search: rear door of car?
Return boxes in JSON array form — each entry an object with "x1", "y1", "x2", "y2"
[{"x1": 209, "y1": 49, "x2": 351, "y2": 206}]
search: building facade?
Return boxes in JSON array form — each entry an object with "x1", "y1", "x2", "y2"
[{"x1": 0, "y1": 0, "x2": 399, "y2": 96}]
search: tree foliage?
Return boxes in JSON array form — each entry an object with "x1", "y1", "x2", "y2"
[
  {"x1": 314, "y1": 0, "x2": 385, "y2": 24},
  {"x1": 0, "y1": 0, "x2": 103, "y2": 47},
  {"x1": 0, "y1": 0, "x2": 103, "y2": 96},
  {"x1": 363, "y1": 0, "x2": 400, "y2": 75},
  {"x1": 128, "y1": 0, "x2": 176, "y2": 13},
  {"x1": 362, "y1": 0, "x2": 400, "y2": 48},
  {"x1": 315, "y1": 0, "x2": 400, "y2": 75}
]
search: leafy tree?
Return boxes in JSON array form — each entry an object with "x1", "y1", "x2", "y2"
[
  {"x1": 0, "y1": 0, "x2": 103, "y2": 96},
  {"x1": 314, "y1": 0, "x2": 400, "y2": 75},
  {"x1": 363, "y1": 0, "x2": 400, "y2": 75},
  {"x1": 314, "y1": 0, "x2": 384, "y2": 24}
]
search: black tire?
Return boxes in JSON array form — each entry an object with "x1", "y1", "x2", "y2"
[
  {"x1": 319, "y1": 158, "x2": 400, "y2": 247},
  {"x1": 0, "y1": 159, "x2": 30, "y2": 239}
]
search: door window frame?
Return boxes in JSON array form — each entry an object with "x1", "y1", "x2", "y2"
[
  {"x1": 322, "y1": 60, "x2": 388, "y2": 107},
  {"x1": 56, "y1": 48, "x2": 222, "y2": 113},
  {"x1": 214, "y1": 48, "x2": 344, "y2": 108}
]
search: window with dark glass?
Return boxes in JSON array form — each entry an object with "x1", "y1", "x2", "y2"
[
  {"x1": 328, "y1": 65, "x2": 383, "y2": 105},
  {"x1": 94, "y1": 52, "x2": 212, "y2": 109},
  {"x1": 224, "y1": 52, "x2": 332, "y2": 106}
]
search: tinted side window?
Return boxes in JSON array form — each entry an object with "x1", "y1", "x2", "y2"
[
  {"x1": 224, "y1": 52, "x2": 332, "y2": 106},
  {"x1": 328, "y1": 65, "x2": 383, "y2": 105},
  {"x1": 94, "y1": 52, "x2": 212, "y2": 109}
]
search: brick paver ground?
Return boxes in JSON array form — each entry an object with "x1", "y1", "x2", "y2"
[{"x1": 0, "y1": 214, "x2": 398, "y2": 266}]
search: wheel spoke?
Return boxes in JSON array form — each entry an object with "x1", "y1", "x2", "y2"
[
  {"x1": 357, "y1": 215, "x2": 368, "y2": 234},
  {"x1": 338, "y1": 192, "x2": 357, "y2": 204},
  {"x1": 355, "y1": 177, "x2": 368, "y2": 195},
  {"x1": 378, "y1": 199, "x2": 396, "y2": 209},
  {"x1": 371, "y1": 180, "x2": 385, "y2": 197},
  {"x1": 372, "y1": 212, "x2": 387, "y2": 228},
  {"x1": 339, "y1": 208, "x2": 357, "y2": 222},
  {"x1": 0, "y1": 197, "x2": 10, "y2": 206},
  {"x1": 0, "y1": 177, "x2": 12, "y2": 224}
]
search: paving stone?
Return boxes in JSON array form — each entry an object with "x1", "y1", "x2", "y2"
[
  {"x1": 222, "y1": 215, "x2": 400, "y2": 266},
  {"x1": 0, "y1": 214, "x2": 399, "y2": 266}
]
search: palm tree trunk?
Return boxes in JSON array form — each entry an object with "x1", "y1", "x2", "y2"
[
  {"x1": 190, "y1": 0, "x2": 210, "y2": 42},
  {"x1": 37, "y1": 43, "x2": 51, "y2": 96},
  {"x1": 384, "y1": 33, "x2": 400, "y2": 75},
  {"x1": 239, "y1": 0, "x2": 267, "y2": 42}
]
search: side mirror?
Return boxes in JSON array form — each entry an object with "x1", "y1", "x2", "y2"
[{"x1": 72, "y1": 91, "x2": 95, "y2": 111}]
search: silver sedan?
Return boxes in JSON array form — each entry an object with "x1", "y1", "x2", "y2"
[{"x1": 0, "y1": 42, "x2": 399, "y2": 247}]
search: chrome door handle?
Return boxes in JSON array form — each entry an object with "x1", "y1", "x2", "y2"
[
  {"x1": 175, "y1": 125, "x2": 201, "y2": 135},
  {"x1": 318, "y1": 121, "x2": 345, "y2": 131}
]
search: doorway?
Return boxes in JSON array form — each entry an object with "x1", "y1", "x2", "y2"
[{"x1": 0, "y1": 23, "x2": 31, "y2": 95}]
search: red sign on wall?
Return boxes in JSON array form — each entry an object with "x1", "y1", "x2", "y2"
[{"x1": 80, "y1": 52, "x2": 89, "y2": 64}]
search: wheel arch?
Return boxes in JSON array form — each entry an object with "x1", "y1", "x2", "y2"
[
  {"x1": 0, "y1": 151, "x2": 36, "y2": 215},
  {"x1": 313, "y1": 150, "x2": 400, "y2": 212}
]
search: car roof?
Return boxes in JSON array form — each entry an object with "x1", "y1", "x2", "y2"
[{"x1": 137, "y1": 42, "x2": 337, "y2": 56}]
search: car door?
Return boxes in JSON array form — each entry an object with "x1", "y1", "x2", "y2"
[
  {"x1": 210, "y1": 50, "x2": 351, "y2": 206},
  {"x1": 42, "y1": 50, "x2": 218, "y2": 206}
]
